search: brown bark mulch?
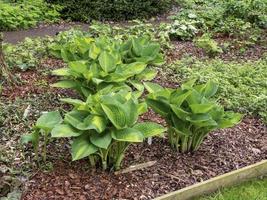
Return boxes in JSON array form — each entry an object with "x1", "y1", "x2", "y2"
[{"x1": 22, "y1": 117, "x2": 267, "y2": 200}]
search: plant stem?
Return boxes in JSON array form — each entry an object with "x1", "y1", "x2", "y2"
[{"x1": 42, "y1": 132, "x2": 49, "y2": 162}]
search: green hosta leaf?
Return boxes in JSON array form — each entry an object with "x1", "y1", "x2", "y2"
[
  {"x1": 170, "y1": 105, "x2": 190, "y2": 120},
  {"x1": 89, "y1": 43, "x2": 101, "y2": 59},
  {"x1": 61, "y1": 49, "x2": 74, "y2": 62},
  {"x1": 52, "y1": 68, "x2": 71, "y2": 76},
  {"x1": 51, "y1": 124, "x2": 82, "y2": 138},
  {"x1": 60, "y1": 98, "x2": 86, "y2": 107},
  {"x1": 36, "y1": 111, "x2": 62, "y2": 132},
  {"x1": 112, "y1": 128, "x2": 144, "y2": 142},
  {"x1": 137, "y1": 102, "x2": 148, "y2": 115},
  {"x1": 98, "y1": 51, "x2": 116, "y2": 72},
  {"x1": 186, "y1": 114, "x2": 217, "y2": 127},
  {"x1": 129, "y1": 80, "x2": 144, "y2": 92},
  {"x1": 144, "y1": 82, "x2": 164, "y2": 93},
  {"x1": 51, "y1": 80, "x2": 79, "y2": 89},
  {"x1": 124, "y1": 99, "x2": 138, "y2": 127},
  {"x1": 90, "y1": 131, "x2": 112, "y2": 149},
  {"x1": 181, "y1": 79, "x2": 196, "y2": 90},
  {"x1": 136, "y1": 68, "x2": 157, "y2": 81},
  {"x1": 190, "y1": 103, "x2": 214, "y2": 114},
  {"x1": 203, "y1": 81, "x2": 218, "y2": 98},
  {"x1": 101, "y1": 103, "x2": 127, "y2": 129},
  {"x1": 141, "y1": 44, "x2": 160, "y2": 57},
  {"x1": 170, "y1": 90, "x2": 192, "y2": 107},
  {"x1": 76, "y1": 115, "x2": 107, "y2": 133},
  {"x1": 121, "y1": 62, "x2": 147, "y2": 76},
  {"x1": 21, "y1": 130, "x2": 39, "y2": 145},
  {"x1": 146, "y1": 98, "x2": 170, "y2": 117},
  {"x1": 64, "y1": 110, "x2": 89, "y2": 128},
  {"x1": 69, "y1": 61, "x2": 88, "y2": 74},
  {"x1": 132, "y1": 38, "x2": 142, "y2": 56},
  {"x1": 71, "y1": 134, "x2": 98, "y2": 161},
  {"x1": 218, "y1": 112, "x2": 243, "y2": 128},
  {"x1": 133, "y1": 122, "x2": 166, "y2": 138}
]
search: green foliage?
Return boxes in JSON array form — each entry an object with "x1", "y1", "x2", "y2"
[
  {"x1": 167, "y1": 58, "x2": 267, "y2": 122},
  {"x1": 0, "y1": 0, "x2": 61, "y2": 31},
  {"x1": 46, "y1": 0, "x2": 172, "y2": 21},
  {"x1": 170, "y1": 0, "x2": 267, "y2": 40},
  {"x1": 50, "y1": 36, "x2": 164, "y2": 97},
  {"x1": 145, "y1": 80, "x2": 242, "y2": 152},
  {"x1": 23, "y1": 90, "x2": 165, "y2": 170},
  {"x1": 3, "y1": 37, "x2": 54, "y2": 71},
  {"x1": 194, "y1": 34, "x2": 223, "y2": 57},
  {"x1": 21, "y1": 111, "x2": 63, "y2": 162}
]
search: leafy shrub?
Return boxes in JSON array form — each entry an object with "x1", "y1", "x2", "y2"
[
  {"x1": 0, "y1": 0, "x2": 61, "y2": 31},
  {"x1": 50, "y1": 36, "x2": 164, "y2": 98},
  {"x1": 194, "y1": 34, "x2": 223, "y2": 57},
  {"x1": 145, "y1": 80, "x2": 242, "y2": 152},
  {"x1": 46, "y1": 0, "x2": 172, "y2": 21},
  {"x1": 167, "y1": 58, "x2": 267, "y2": 122},
  {"x1": 23, "y1": 90, "x2": 165, "y2": 170}
]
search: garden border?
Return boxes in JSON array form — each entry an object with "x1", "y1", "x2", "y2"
[{"x1": 154, "y1": 160, "x2": 267, "y2": 200}]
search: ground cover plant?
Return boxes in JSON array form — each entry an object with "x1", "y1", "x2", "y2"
[{"x1": 0, "y1": 0, "x2": 61, "y2": 31}]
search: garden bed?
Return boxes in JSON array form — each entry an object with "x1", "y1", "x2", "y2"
[{"x1": 21, "y1": 117, "x2": 266, "y2": 200}]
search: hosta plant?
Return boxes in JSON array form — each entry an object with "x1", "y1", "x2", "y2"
[
  {"x1": 21, "y1": 111, "x2": 62, "y2": 161},
  {"x1": 24, "y1": 90, "x2": 166, "y2": 170},
  {"x1": 145, "y1": 80, "x2": 242, "y2": 153},
  {"x1": 50, "y1": 36, "x2": 163, "y2": 98}
]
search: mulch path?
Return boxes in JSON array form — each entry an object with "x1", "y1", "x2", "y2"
[{"x1": 22, "y1": 117, "x2": 267, "y2": 200}]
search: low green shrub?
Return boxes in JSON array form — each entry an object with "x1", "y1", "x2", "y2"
[
  {"x1": 22, "y1": 90, "x2": 165, "y2": 170},
  {"x1": 46, "y1": 0, "x2": 172, "y2": 21},
  {"x1": 50, "y1": 36, "x2": 164, "y2": 98},
  {"x1": 0, "y1": 0, "x2": 61, "y2": 31},
  {"x1": 145, "y1": 80, "x2": 242, "y2": 152},
  {"x1": 166, "y1": 58, "x2": 267, "y2": 122}
]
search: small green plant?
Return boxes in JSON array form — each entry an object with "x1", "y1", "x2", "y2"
[
  {"x1": 145, "y1": 80, "x2": 242, "y2": 152},
  {"x1": 21, "y1": 111, "x2": 62, "y2": 162},
  {"x1": 50, "y1": 36, "x2": 163, "y2": 97},
  {"x1": 23, "y1": 90, "x2": 165, "y2": 170},
  {"x1": 194, "y1": 34, "x2": 223, "y2": 57}
]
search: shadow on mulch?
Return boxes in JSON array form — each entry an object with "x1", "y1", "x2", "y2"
[{"x1": 22, "y1": 117, "x2": 266, "y2": 200}]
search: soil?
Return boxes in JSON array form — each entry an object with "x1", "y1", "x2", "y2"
[{"x1": 22, "y1": 117, "x2": 266, "y2": 200}]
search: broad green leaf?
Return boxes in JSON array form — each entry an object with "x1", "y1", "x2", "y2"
[
  {"x1": 21, "y1": 130, "x2": 39, "y2": 145},
  {"x1": 141, "y1": 44, "x2": 160, "y2": 57},
  {"x1": 146, "y1": 98, "x2": 170, "y2": 117},
  {"x1": 218, "y1": 112, "x2": 243, "y2": 128},
  {"x1": 76, "y1": 115, "x2": 107, "y2": 133},
  {"x1": 203, "y1": 81, "x2": 218, "y2": 98},
  {"x1": 129, "y1": 80, "x2": 144, "y2": 92},
  {"x1": 64, "y1": 110, "x2": 89, "y2": 128},
  {"x1": 90, "y1": 131, "x2": 112, "y2": 149},
  {"x1": 101, "y1": 104, "x2": 127, "y2": 129},
  {"x1": 124, "y1": 99, "x2": 138, "y2": 126},
  {"x1": 121, "y1": 62, "x2": 147, "y2": 76},
  {"x1": 69, "y1": 61, "x2": 88, "y2": 74},
  {"x1": 112, "y1": 128, "x2": 144, "y2": 142},
  {"x1": 186, "y1": 114, "x2": 217, "y2": 127},
  {"x1": 36, "y1": 111, "x2": 62, "y2": 132},
  {"x1": 71, "y1": 134, "x2": 98, "y2": 161},
  {"x1": 170, "y1": 105, "x2": 190, "y2": 120},
  {"x1": 51, "y1": 124, "x2": 82, "y2": 138},
  {"x1": 136, "y1": 68, "x2": 157, "y2": 81},
  {"x1": 133, "y1": 122, "x2": 166, "y2": 138},
  {"x1": 60, "y1": 98, "x2": 86, "y2": 107},
  {"x1": 98, "y1": 51, "x2": 116, "y2": 72},
  {"x1": 170, "y1": 90, "x2": 192, "y2": 107},
  {"x1": 89, "y1": 43, "x2": 100, "y2": 59},
  {"x1": 144, "y1": 82, "x2": 164, "y2": 93},
  {"x1": 190, "y1": 104, "x2": 214, "y2": 114},
  {"x1": 181, "y1": 79, "x2": 196, "y2": 90},
  {"x1": 137, "y1": 102, "x2": 148, "y2": 115}
]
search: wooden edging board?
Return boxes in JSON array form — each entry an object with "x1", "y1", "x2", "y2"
[{"x1": 154, "y1": 160, "x2": 267, "y2": 200}]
